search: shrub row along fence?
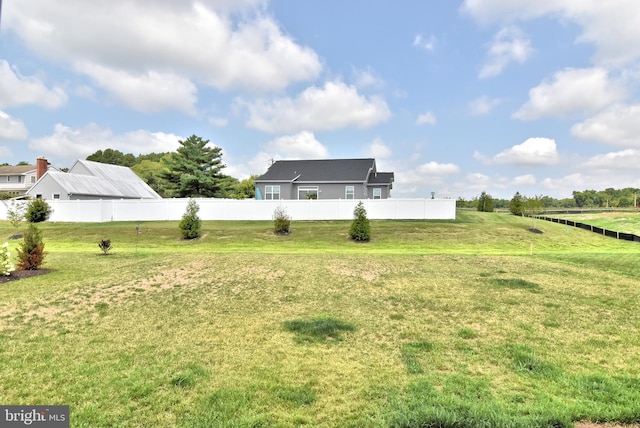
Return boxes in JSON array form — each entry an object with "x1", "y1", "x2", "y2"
[
  {"x1": 537, "y1": 216, "x2": 640, "y2": 243},
  {"x1": 1, "y1": 198, "x2": 457, "y2": 223}
]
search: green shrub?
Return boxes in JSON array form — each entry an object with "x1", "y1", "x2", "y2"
[
  {"x1": 16, "y1": 223, "x2": 46, "y2": 270},
  {"x1": 273, "y1": 206, "x2": 291, "y2": 235},
  {"x1": 0, "y1": 242, "x2": 14, "y2": 276},
  {"x1": 349, "y1": 201, "x2": 371, "y2": 241},
  {"x1": 25, "y1": 198, "x2": 53, "y2": 223},
  {"x1": 179, "y1": 199, "x2": 201, "y2": 239}
]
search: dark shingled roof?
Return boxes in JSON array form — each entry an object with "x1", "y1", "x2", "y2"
[
  {"x1": 368, "y1": 172, "x2": 394, "y2": 185},
  {"x1": 256, "y1": 158, "x2": 384, "y2": 183}
]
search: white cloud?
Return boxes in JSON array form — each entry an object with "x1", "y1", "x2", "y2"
[
  {"x1": 513, "y1": 68, "x2": 626, "y2": 120},
  {"x1": 0, "y1": 111, "x2": 29, "y2": 141},
  {"x1": 476, "y1": 137, "x2": 559, "y2": 166},
  {"x1": 461, "y1": 0, "x2": 640, "y2": 68},
  {"x1": 511, "y1": 174, "x2": 537, "y2": 186},
  {"x1": 469, "y1": 96, "x2": 501, "y2": 115},
  {"x1": 264, "y1": 131, "x2": 328, "y2": 159},
  {"x1": 386, "y1": 159, "x2": 460, "y2": 197},
  {"x1": 417, "y1": 161, "x2": 460, "y2": 175},
  {"x1": 539, "y1": 171, "x2": 640, "y2": 197},
  {"x1": 571, "y1": 104, "x2": 640, "y2": 147},
  {"x1": 0, "y1": 147, "x2": 12, "y2": 158},
  {"x1": 352, "y1": 66, "x2": 384, "y2": 89},
  {"x1": 479, "y1": 26, "x2": 533, "y2": 78},
  {"x1": 0, "y1": 60, "x2": 67, "y2": 109},
  {"x1": 413, "y1": 34, "x2": 437, "y2": 51},
  {"x1": 582, "y1": 148, "x2": 640, "y2": 170},
  {"x1": 75, "y1": 62, "x2": 198, "y2": 115},
  {"x1": 208, "y1": 116, "x2": 229, "y2": 127},
  {"x1": 363, "y1": 138, "x2": 392, "y2": 159},
  {"x1": 5, "y1": 0, "x2": 322, "y2": 101},
  {"x1": 29, "y1": 123, "x2": 182, "y2": 165},
  {"x1": 241, "y1": 80, "x2": 391, "y2": 133},
  {"x1": 416, "y1": 111, "x2": 437, "y2": 125}
]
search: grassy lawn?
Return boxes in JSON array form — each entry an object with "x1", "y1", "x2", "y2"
[
  {"x1": 543, "y1": 210, "x2": 640, "y2": 236},
  {"x1": 1, "y1": 211, "x2": 639, "y2": 427}
]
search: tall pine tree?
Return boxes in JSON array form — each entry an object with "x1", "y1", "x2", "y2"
[{"x1": 162, "y1": 135, "x2": 227, "y2": 198}]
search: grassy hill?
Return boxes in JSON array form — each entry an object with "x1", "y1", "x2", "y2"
[
  {"x1": 544, "y1": 210, "x2": 640, "y2": 236},
  {"x1": 1, "y1": 212, "x2": 639, "y2": 427}
]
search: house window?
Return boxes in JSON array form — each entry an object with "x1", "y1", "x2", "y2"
[
  {"x1": 53, "y1": 194, "x2": 60, "y2": 200},
  {"x1": 18, "y1": 176, "x2": 23, "y2": 183},
  {"x1": 265, "y1": 185, "x2": 280, "y2": 200},
  {"x1": 298, "y1": 187, "x2": 318, "y2": 200},
  {"x1": 373, "y1": 188, "x2": 382, "y2": 199},
  {"x1": 345, "y1": 186, "x2": 354, "y2": 199},
  {"x1": 36, "y1": 194, "x2": 42, "y2": 199},
  {"x1": 31, "y1": 176, "x2": 36, "y2": 183}
]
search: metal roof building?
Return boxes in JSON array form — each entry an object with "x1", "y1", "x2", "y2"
[{"x1": 26, "y1": 159, "x2": 161, "y2": 200}]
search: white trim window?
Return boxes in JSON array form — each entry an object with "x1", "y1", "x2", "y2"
[
  {"x1": 373, "y1": 188, "x2": 382, "y2": 199},
  {"x1": 265, "y1": 185, "x2": 280, "y2": 200},
  {"x1": 345, "y1": 186, "x2": 355, "y2": 199},
  {"x1": 53, "y1": 194, "x2": 60, "y2": 200},
  {"x1": 298, "y1": 186, "x2": 318, "y2": 200}
]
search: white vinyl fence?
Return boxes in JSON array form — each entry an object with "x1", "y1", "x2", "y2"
[{"x1": 1, "y1": 198, "x2": 456, "y2": 223}]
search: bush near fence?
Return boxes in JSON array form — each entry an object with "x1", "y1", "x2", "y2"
[{"x1": 537, "y1": 216, "x2": 640, "y2": 242}]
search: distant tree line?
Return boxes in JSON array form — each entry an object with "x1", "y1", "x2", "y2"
[
  {"x1": 458, "y1": 188, "x2": 640, "y2": 212},
  {"x1": 85, "y1": 135, "x2": 258, "y2": 199}
]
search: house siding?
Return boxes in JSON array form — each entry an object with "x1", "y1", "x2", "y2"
[
  {"x1": 27, "y1": 177, "x2": 69, "y2": 200},
  {"x1": 258, "y1": 182, "x2": 378, "y2": 200},
  {"x1": 367, "y1": 186, "x2": 391, "y2": 199},
  {"x1": 0, "y1": 171, "x2": 37, "y2": 195}
]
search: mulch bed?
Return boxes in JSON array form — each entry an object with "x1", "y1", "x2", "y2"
[{"x1": 0, "y1": 269, "x2": 53, "y2": 284}]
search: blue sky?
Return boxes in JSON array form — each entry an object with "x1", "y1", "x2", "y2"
[{"x1": 1, "y1": 0, "x2": 640, "y2": 199}]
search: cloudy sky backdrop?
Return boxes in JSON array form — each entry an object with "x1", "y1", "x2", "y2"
[{"x1": 1, "y1": 0, "x2": 640, "y2": 199}]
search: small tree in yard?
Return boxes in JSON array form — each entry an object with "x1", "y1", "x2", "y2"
[
  {"x1": 349, "y1": 201, "x2": 371, "y2": 242},
  {"x1": 509, "y1": 192, "x2": 525, "y2": 216},
  {"x1": 179, "y1": 199, "x2": 201, "y2": 239},
  {"x1": 16, "y1": 223, "x2": 46, "y2": 270},
  {"x1": 2, "y1": 199, "x2": 27, "y2": 237},
  {"x1": 25, "y1": 198, "x2": 52, "y2": 223},
  {"x1": 273, "y1": 206, "x2": 291, "y2": 235},
  {"x1": 477, "y1": 191, "x2": 494, "y2": 212},
  {"x1": 524, "y1": 195, "x2": 544, "y2": 231}
]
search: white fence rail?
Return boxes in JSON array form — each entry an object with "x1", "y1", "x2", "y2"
[{"x1": 1, "y1": 198, "x2": 456, "y2": 223}]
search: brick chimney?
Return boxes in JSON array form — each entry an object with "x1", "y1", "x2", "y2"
[{"x1": 36, "y1": 157, "x2": 48, "y2": 181}]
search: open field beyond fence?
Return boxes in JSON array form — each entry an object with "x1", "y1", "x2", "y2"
[{"x1": 1, "y1": 211, "x2": 639, "y2": 427}]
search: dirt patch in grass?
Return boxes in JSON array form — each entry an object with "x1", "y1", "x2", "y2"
[{"x1": 0, "y1": 269, "x2": 53, "y2": 284}]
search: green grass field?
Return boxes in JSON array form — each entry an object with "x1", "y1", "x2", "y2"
[
  {"x1": 1, "y1": 211, "x2": 639, "y2": 427},
  {"x1": 544, "y1": 211, "x2": 640, "y2": 236}
]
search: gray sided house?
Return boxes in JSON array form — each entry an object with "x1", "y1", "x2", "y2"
[
  {"x1": 254, "y1": 158, "x2": 394, "y2": 200},
  {"x1": 0, "y1": 165, "x2": 38, "y2": 196},
  {"x1": 26, "y1": 159, "x2": 161, "y2": 200}
]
